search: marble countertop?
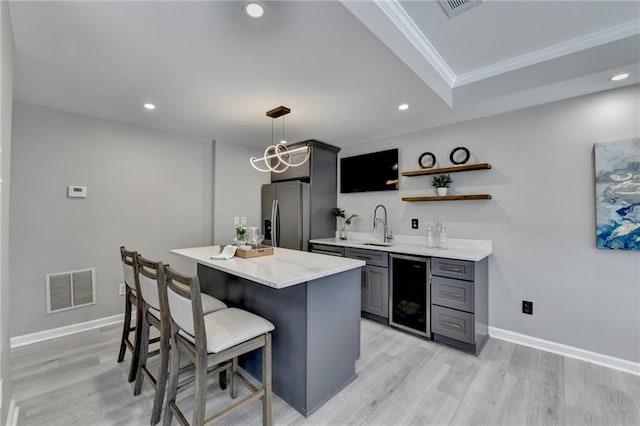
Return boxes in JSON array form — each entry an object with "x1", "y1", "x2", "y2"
[
  {"x1": 170, "y1": 245, "x2": 365, "y2": 289},
  {"x1": 309, "y1": 233, "x2": 492, "y2": 262}
]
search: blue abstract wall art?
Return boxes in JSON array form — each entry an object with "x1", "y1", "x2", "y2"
[{"x1": 594, "y1": 139, "x2": 640, "y2": 251}]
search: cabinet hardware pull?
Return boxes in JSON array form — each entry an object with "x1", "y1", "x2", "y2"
[
  {"x1": 442, "y1": 266, "x2": 463, "y2": 273},
  {"x1": 441, "y1": 321, "x2": 462, "y2": 329},
  {"x1": 441, "y1": 291, "x2": 462, "y2": 298}
]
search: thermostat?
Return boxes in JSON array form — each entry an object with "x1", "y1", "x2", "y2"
[{"x1": 67, "y1": 186, "x2": 87, "y2": 198}]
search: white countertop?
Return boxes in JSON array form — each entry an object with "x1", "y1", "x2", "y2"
[
  {"x1": 309, "y1": 233, "x2": 492, "y2": 262},
  {"x1": 170, "y1": 245, "x2": 365, "y2": 289}
]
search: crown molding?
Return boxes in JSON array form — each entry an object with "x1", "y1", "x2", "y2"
[
  {"x1": 455, "y1": 19, "x2": 640, "y2": 87},
  {"x1": 374, "y1": 1, "x2": 639, "y2": 89},
  {"x1": 374, "y1": 0, "x2": 457, "y2": 86}
]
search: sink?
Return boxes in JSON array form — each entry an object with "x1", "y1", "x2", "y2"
[{"x1": 363, "y1": 242, "x2": 393, "y2": 247}]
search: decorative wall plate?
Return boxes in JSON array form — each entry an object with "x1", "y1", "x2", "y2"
[
  {"x1": 450, "y1": 147, "x2": 470, "y2": 165},
  {"x1": 418, "y1": 152, "x2": 436, "y2": 169}
]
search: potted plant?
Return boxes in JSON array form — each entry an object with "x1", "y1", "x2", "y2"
[
  {"x1": 332, "y1": 207, "x2": 358, "y2": 240},
  {"x1": 431, "y1": 173, "x2": 452, "y2": 196},
  {"x1": 235, "y1": 225, "x2": 246, "y2": 242}
]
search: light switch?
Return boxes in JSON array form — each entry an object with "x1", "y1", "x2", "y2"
[{"x1": 67, "y1": 186, "x2": 87, "y2": 198}]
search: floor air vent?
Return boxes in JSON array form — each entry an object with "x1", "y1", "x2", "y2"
[
  {"x1": 46, "y1": 268, "x2": 96, "y2": 313},
  {"x1": 439, "y1": 0, "x2": 483, "y2": 18}
]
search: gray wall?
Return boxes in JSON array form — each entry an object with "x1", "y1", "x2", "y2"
[
  {"x1": 1, "y1": 0, "x2": 14, "y2": 421},
  {"x1": 338, "y1": 85, "x2": 640, "y2": 363},
  {"x1": 212, "y1": 140, "x2": 270, "y2": 244},
  {"x1": 10, "y1": 102, "x2": 213, "y2": 336}
]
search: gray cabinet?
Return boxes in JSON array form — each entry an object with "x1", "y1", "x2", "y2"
[
  {"x1": 431, "y1": 257, "x2": 488, "y2": 355},
  {"x1": 346, "y1": 248, "x2": 389, "y2": 321},
  {"x1": 271, "y1": 140, "x2": 340, "y2": 241}
]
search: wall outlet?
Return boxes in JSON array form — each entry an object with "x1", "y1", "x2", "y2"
[
  {"x1": 119, "y1": 283, "x2": 126, "y2": 296},
  {"x1": 522, "y1": 300, "x2": 533, "y2": 315},
  {"x1": 411, "y1": 218, "x2": 419, "y2": 229}
]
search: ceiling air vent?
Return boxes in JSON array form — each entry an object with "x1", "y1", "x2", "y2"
[{"x1": 439, "y1": 0, "x2": 483, "y2": 19}]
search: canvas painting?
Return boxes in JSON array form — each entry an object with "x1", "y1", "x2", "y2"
[{"x1": 594, "y1": 139, "x2": 640, "y2": 251}]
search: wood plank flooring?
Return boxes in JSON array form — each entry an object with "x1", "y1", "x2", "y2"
[{"x1": 11, "y1": 319, "x2": 640, "y2": 425}]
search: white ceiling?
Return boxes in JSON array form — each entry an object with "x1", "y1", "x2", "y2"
[{"x1": 8, "y1": 0, "x2": 640, "y2": 149}]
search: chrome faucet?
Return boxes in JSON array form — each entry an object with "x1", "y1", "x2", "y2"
[{"x1": 373, "y1": 204, "x2": 393, "y2": 243}]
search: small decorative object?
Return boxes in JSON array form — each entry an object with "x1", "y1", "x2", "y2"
[
  {"x1": 436, "y1": 221, "x2": 448, "y2": 249},
  {"x1": 594, "y1": 138, "x2": 640, "y2": 251},
  {"x1": 425, "y1": 224, "x2": 435, "y2": 248},
  {"x1": 418, "y1": 152, "x2": 436, "y2": 169},
  {"x1": 431, "y1": 174, "x2": 452, "y2": 196},
  {"x1": 332, "y1": 207, "x2": 358, "y2": 240},
  {"x1": 450, "y1": 146, "x2": 470, "y2": 165},
  {"x1": 235, "y1": 225, "x2": 246, "y2": 242}
]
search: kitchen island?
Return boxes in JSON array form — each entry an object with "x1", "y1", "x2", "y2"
[{"x1": 170, "y1": 245, "x2": 365, "y2": 416}]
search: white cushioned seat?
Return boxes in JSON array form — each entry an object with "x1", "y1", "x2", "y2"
[
  {"x1": 179, "y1": 308, "x2": 274, "y2": 354},
  {"x1": 203, "y1": 308, "x2": 274, "y2": 353}
]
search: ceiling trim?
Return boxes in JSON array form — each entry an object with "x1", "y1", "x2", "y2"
[
  {"x1": 374, "y1": 0, "x2": 457, "y2": 86},
  {"x1": 454, "y1": 19, "x2": 640, "y2": 86}
]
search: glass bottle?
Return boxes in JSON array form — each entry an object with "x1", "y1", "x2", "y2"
[
  {"x1": 437, "y1": 223, "x2": 448, "y2": 249},
  {"x1": 425, "y1": 224, "x2": 435, "y2": 248}
]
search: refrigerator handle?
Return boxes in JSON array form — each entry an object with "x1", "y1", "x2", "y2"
[
  {"x1": 275, "y1": 199, "x2": 280, "y2": 247},
  {"x1": 271, "y1": 199, "x2": 278, "y2": 247}
]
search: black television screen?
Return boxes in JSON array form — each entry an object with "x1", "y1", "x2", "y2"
[{"x1": 340, "y1": 148, "x2": 399, "y2": 193}]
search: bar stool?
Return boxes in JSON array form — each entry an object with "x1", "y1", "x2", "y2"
[
  {"x1": 134, "y1": 254, "x2": 227, "y2": 425},
  {"x1": 118, "y1": 246, "x2": 142, "y2": 383},
  {"x1": 162, "y1": 265, "x2": 274, "y2": 426}
]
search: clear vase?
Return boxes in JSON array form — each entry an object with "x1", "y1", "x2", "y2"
[{"x1": 339, "y1": 227, "x2": 348, "y2": 240}]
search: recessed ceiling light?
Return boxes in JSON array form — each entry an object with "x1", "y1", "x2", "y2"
[
  {"x1": 143, "y1": 103, "x2": 156, "y2": 110},
  {"x1": 245, "y1": 2, "x2": 264, "y2": 19},
  {"x1": 398, "y1": 104, "x2": 409, "y2": 111},
  {"x1": 610, "y1": 73, "x2": 630, "y2": 82}
]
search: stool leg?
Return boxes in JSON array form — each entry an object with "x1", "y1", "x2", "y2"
[
  {"x1": 128, "y1": 292, "x2": 143, "y2": 383},
  {"x1": 262, "y1": 334, "x2": 272, "y2": 426},
  {"x1": 230, "y1": 358, "x2": 238, "y2": 399},
  {"x1": 134, "y1": 309, "x2": 150, "y2": 396},
  {"x1": 150, "y1": 321, "x2": 170, "y2": 425},
  {"x1": 163, "y1": 330, "x2": 180, "y2": 426},
  {"x1": 118, "y1": 287, "x2": 132, "y2": 363},
  {"x1": 193, "y1": 349, "x2": 207, "y2": 426}
]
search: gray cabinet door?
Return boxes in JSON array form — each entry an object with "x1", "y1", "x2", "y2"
[
  {"x1": 432, "y1": 276, "x2": 474, "y2": 313},
  {"x1": 432, "y1": 257, "x2": 474, "y2": 281},
  {"x1": 431, "y1": 305, "x2": 475, "y2": 344},
  {"x1": 362, "y1": 265, "x2": 389, "y2": 318},
  {"x1": 345, "y1": 248, "x2": 389, "y2": 267},
  {"x1": 271, "y1": 142, "x2": 311, "y2": 182}
]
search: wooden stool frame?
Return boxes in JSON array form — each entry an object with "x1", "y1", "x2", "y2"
[
  {"x1": 162, "y1": 265, "x2": 272, "y2": 426},
  {"x1": 117, "y1": 246, "x2": 143, "y2": 383}
]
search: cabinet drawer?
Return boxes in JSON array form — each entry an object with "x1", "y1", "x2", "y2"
[
  {"x1": 432, "y1": 276, "x2": 474, "y2": 313},
  {"x1": 310, "y1": 244, "x2": 345, "y2": 257},
  {"x1": 431, "y1": 305, "x2": 475, "y2": 344},
  {"x1": 432, "y1": 258, "x2": 474, "y2": 281},
  {"x1": 346, "y1": 248, "x2": 388, "y2": 267}
]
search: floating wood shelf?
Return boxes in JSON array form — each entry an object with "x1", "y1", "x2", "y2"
[
  {"x1": 402, "y1": 163, "x2": 492, "y2": 177},
  {"x1": 402, "y1": 194, "x2": 492, "y2": 202}
]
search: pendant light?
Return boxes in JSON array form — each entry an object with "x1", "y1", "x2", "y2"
[{"x1": 250, "y1": 106, "x2": 310, "y2": 173}]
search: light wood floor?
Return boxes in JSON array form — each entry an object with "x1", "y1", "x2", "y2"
[{"x1": 11, "y1": 319, "x2": 640, "y2": 426}]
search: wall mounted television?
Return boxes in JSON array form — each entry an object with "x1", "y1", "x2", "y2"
[{"x1": 340, "y1": 148, "x2": 399, "y2": 193}]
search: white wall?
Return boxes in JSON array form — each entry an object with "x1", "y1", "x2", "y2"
[
  {"x1": 10, "y1": 102, "x2": 214, "y2": 337},
  {"x1": 212, "y1": 140, "x2": 270, "y2": 244},
  {"x1": 0, "y1": 0, "x2": 14, "y2": 421},
  {"x1": 339, "y1": 85, "x2": 640, "y2": 363}
]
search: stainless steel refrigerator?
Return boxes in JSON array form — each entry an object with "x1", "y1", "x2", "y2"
[{"x1": 262, "y1": 181, "x2": 311, "y2": 251}]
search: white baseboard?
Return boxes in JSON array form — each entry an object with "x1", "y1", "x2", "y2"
[
  {"x1": 489, "y1": 326, "x2": 640, "y2": 376},
  {"x1": 10, "y1": 314, "x2": 125, "y2": 348},
  {"x1": 6, "y1": 398, "x2": 19, "y2": 426}
]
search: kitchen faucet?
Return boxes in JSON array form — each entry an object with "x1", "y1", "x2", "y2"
[{"x1": 373, "y1": 204, "x2": 393, "y2": 243}]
